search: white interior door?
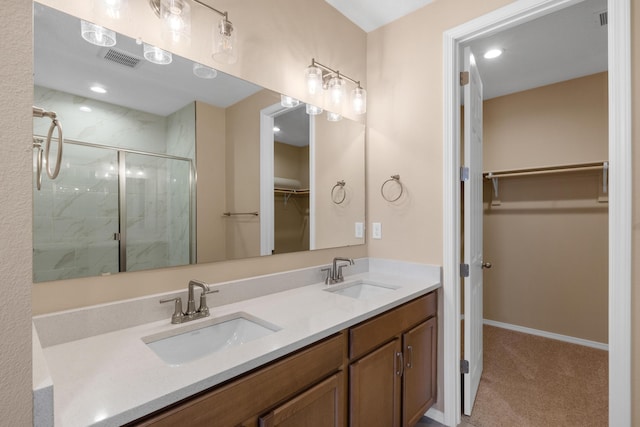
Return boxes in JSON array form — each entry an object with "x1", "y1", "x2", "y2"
[{"x1": 463, "y1": 46, "x2": 484, "y2": 416}]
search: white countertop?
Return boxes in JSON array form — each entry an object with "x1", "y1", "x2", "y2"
[{"x1": 39, "y1": 269, "x2": 440, "y2": 426}]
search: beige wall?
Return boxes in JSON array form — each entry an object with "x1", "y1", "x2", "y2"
[
  {"x1": 0, "y1": 0, "x2": 33, "y2": 423},
  {"x1": 632, "y1": 0, "x2": 640, "y2": 422},
  {"x1": 196, "y1": 101, "x2": 227, "y2": 263},
  {"x1": 482, "y1": 74, "x2": 608, "y2": 343},
  {"x1": 224, "y1": 89, "x2": 281, "y2": 259},
  {"x1": 32, "y1": 0, "x2": 367, "y2": 313},
  {"x1": 314, "y1": 117, "x2": 366, "y2": 249}
]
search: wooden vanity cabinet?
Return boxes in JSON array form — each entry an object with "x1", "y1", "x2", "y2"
[
  {"x1": 129, "y1": 290, "x2": 437, "y2": 427},
  {"x1": 348, "y1": 291, "x2": 437, "y2": 427}
]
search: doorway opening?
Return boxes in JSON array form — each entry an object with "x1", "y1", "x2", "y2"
[{"x1": 442, "y1": 0, "x2": 631, "y2": 426}]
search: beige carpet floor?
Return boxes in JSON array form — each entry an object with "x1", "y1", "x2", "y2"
[{"x1": 462, "y1": 325, "x2": 608, "y2": 427}]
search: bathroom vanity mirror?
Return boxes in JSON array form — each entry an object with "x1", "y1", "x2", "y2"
[{"x1": 32, "y1": 3, "x2": 365, "y2": 282}]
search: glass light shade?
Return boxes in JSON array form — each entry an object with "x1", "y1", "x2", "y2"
[
  {"x1": 281, "y1": 95, "x2": 300, "y2": 108},
  {"x1": 305, "y1": 66, "x2": 323, "y2": 96},
  {"x1": 161, "y1": 0, "x2": 191, "y2": 45},
  {"x1": 327, "y1": 76, "x2": 346, "y2": 109},
  {"x1": 143, "y1": 43, "x2": 172, "y2": 65},
  {"x1": 193, "y1": 63, "x2": 217, "y2": 79},
  {"x1": 100, "y1": 0, "x2": 127, "y2": 19},
  {"x1": 351, "y1": 86, "x2": 367, "y2": 115},
  {"x1": 212, "y1": 18, "x2": 237, "y2": 64},
  {"x1": 80, "y1": 20, "x2": 116, "y2": 47},
  {"x1": 306, "y1": 104, "x2": 323, "y2": 115},
  {"x1": 327, "y1": 111, "x2": 342, "y2": 122}
]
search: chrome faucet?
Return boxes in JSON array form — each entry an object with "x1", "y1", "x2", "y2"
[
  {"x1": 322, "y1": 257, "x2": 355, "y2": 284},
  {"x1": 160, "y1": 279, "x2": 219, "y2": 324}
]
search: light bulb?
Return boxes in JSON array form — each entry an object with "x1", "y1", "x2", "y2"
[
  {"x1": 212, "y1": 18, "x2": 237, "y2": 64},
  {"x1": 327, "y1": 76, "x2": 345, "y2": 107},
  {"x1": 100, "y1": 0, "x2": 126, "y2": 19},
  {"x1": 305, "y1": 65, "x2": 323, "y2": 96},
  {"x1": 161, "y1": 0, "x2": 190, "y2": 45},
  {"x1": 351, "y1": 86, "x2": 367, "y2": 115}
]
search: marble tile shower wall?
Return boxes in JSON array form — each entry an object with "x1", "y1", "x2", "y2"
[{"x1": 33, "y1": 87, "x2": 195, "y2": 282}]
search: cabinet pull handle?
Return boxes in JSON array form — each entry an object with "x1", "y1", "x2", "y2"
[
  {"x1": 406, "y1": 345, "x2": 413, "y2": 369},
  {"x1": 395, "y1": 351, "x2": 404, "y2": 376}
]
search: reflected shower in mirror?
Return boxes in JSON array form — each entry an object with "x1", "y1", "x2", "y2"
[{"x1": 32, "y1": 3, "x2": 365, "y2": 282}]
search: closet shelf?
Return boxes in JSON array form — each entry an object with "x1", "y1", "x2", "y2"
[
  {"x1": 483, "y1": 161, "x2": 609, "y2": 205},
  {"x1": 274, "y1": 188, "x2": 309, "y2": 196}
]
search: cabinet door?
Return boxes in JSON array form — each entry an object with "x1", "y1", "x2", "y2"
[
  {"x1": 259, "y1": 372, "x2": 344, "y2": 427},
  {"x1": 402, "y1": 317, "x2": 437, "y2": 427},
  {"x1": 349, "y1": 339, "x2": 402, "y2": 427}
]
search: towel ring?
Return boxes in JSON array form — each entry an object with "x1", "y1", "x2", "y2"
[
  {"x1": 331, "y1": 180, "x2": 346, "y2": 204},
  {"x1": 45, "y1": 119, "x2": 63, "y2": 179},
  {"x1": 381, "y1": 174, "x2": 403, "y2": 202}
]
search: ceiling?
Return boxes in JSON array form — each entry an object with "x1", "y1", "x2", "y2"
[{"x1": 328, "y1": 0, "x2": 608, "y2": 99}]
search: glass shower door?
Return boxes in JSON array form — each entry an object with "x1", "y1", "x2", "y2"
[
  {"x1": 123, "y1": 152, "x2": 193, "y2": 272},
  {"x1": 33, "y1": 143, "x2": 120, "y2": 282}
]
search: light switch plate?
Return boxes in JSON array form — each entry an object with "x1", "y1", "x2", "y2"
[
  {"x1": 355, "y1": 222, "x2": 364, "y2": 238},
  {"x1": 372, "y1": 222, "x2": 382, "y2": 239}
]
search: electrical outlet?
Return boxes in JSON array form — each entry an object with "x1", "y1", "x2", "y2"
[
  {"x1": 372, "y1": 222, "x2": 382, "y2": 239},
  {"x1": 355, "y1": 222, "x2": 364, "y2": 238}
]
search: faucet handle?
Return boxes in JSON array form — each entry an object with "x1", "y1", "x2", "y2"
[
  {"x1": 198, "y1": 289, "x2": 219, "y2": 316},
  {"x1": 321, "y1": 267, "x2": 332, "y2": 284},
  {"x1": 160, "y1": 297, "x2": 184, "y2": 324}
]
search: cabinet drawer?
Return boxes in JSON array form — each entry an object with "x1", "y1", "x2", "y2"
[
  {"x1": 132, "y1": 332, "x2": 347, "y2": 426},
  {"x1": 349, "y1": 291, "x2": 436, "y2": 361}
]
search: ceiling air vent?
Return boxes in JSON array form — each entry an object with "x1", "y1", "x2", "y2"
[{"x1": 102, "y1": 48, "x2": 142, "y2": 68}]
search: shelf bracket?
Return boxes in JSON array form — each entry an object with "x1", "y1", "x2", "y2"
[
  {"x1": 487, "y1": 173, "x2": 501, "y2": 206},
  {"x1": 598, "y1": 161, "x2": 609, "y2": 203}
]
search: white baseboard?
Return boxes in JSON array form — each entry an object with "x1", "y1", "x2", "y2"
[
  {"x1": 425, "y1": 407, "x2": 446, "y2": 425},
  {"x1": 483, "y1": 319, "x2": 608, "y2": 351}
]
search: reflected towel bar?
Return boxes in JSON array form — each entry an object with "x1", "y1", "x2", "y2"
[{"x1": 223, "y1": 212, "x2": 259, "y2": 217}]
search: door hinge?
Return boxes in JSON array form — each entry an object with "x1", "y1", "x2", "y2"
[
  {"x1": 460, "y1": 263, "x2": 469, "y2": 278},
  {"x1": 460, "y1": 166, "x2": 469, "y2": 182},
  {"x1": 460, "y1": 71, "x2": 469, "y2": 86},
  {"x1": 460, "y1": 359, "x2": 469, "y2": 374},
  {"x1": 113, "y1": 232, "x2": 121, "y2": 241}
]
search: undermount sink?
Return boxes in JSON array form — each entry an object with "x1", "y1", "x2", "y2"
[
  {"x1": 324, "y1": 279, "x2": 399, "y2": 299},
  {"x1": 143, "y1": 312, "x2": 281, "y2": 365}
]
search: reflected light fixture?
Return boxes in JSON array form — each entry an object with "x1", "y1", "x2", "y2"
[
  {"x1": 193, "y1": 63, "x2": 218, "y2": 79},
  {"x1": 80, "y1": 20, "x2": 116, "y2": 47},
  {"x1": 304, "y1": 58, "x2": 367, "y2": 115},
  {"x1": 306, "y1": 104, "x2": 323, "y2": 115},
  {"x1": 143, "y1": 43, "x2": 173, "y2": 64},
  {"x1": 327, "y1": 111, "x2": 342, "y2": 122},
  {"x1": 280, "y1": 95, "x2": 300, "y2": 108},
  {"x1": 149, "y1": 0, "x2": 238, "y2": 65}
]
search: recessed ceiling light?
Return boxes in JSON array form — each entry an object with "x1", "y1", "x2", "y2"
[
  {"x1": 90, "y1": 86, "x2": 107, "y2": 94},
  {"x1": 79, "y1": 106, "x2": 92, "y2": 112},
  {"x1": 273, "y1": 126, "x2": 281, "y2": 132},
  {"x1": 484, "y1": 49, "x2": 503, "y2": 59}
]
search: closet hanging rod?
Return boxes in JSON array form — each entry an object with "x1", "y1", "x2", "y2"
[{"x1": 484, "y1": 161, "x2": 607, "y2": 179}]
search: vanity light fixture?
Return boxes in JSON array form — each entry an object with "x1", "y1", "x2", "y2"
[
  {"x1": 304, "y1": 59, "x2": 366, "y2": 115},
  {"x1": 80, "y1": 20, "x2": 116, "y2": 47},
  {"x1": 143, "y1": 43, "x2": 173, "y2": 64},
  {"x1": 273, "y1": 126, "x2": 281, "y2": 132},
  {"x1": 280, "y1": 95, "x2": 300, "y2": 108},
  {"x1": 484, "y1": 48, "x2": 503, "y2": 59},
  {"x1": 149, "y1": 0, "x2": 238, "y2": 64}
]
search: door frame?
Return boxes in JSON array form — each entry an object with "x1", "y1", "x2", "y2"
[{"x1": 441, "y1": 1, "x2": 631, "y2": 426}]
